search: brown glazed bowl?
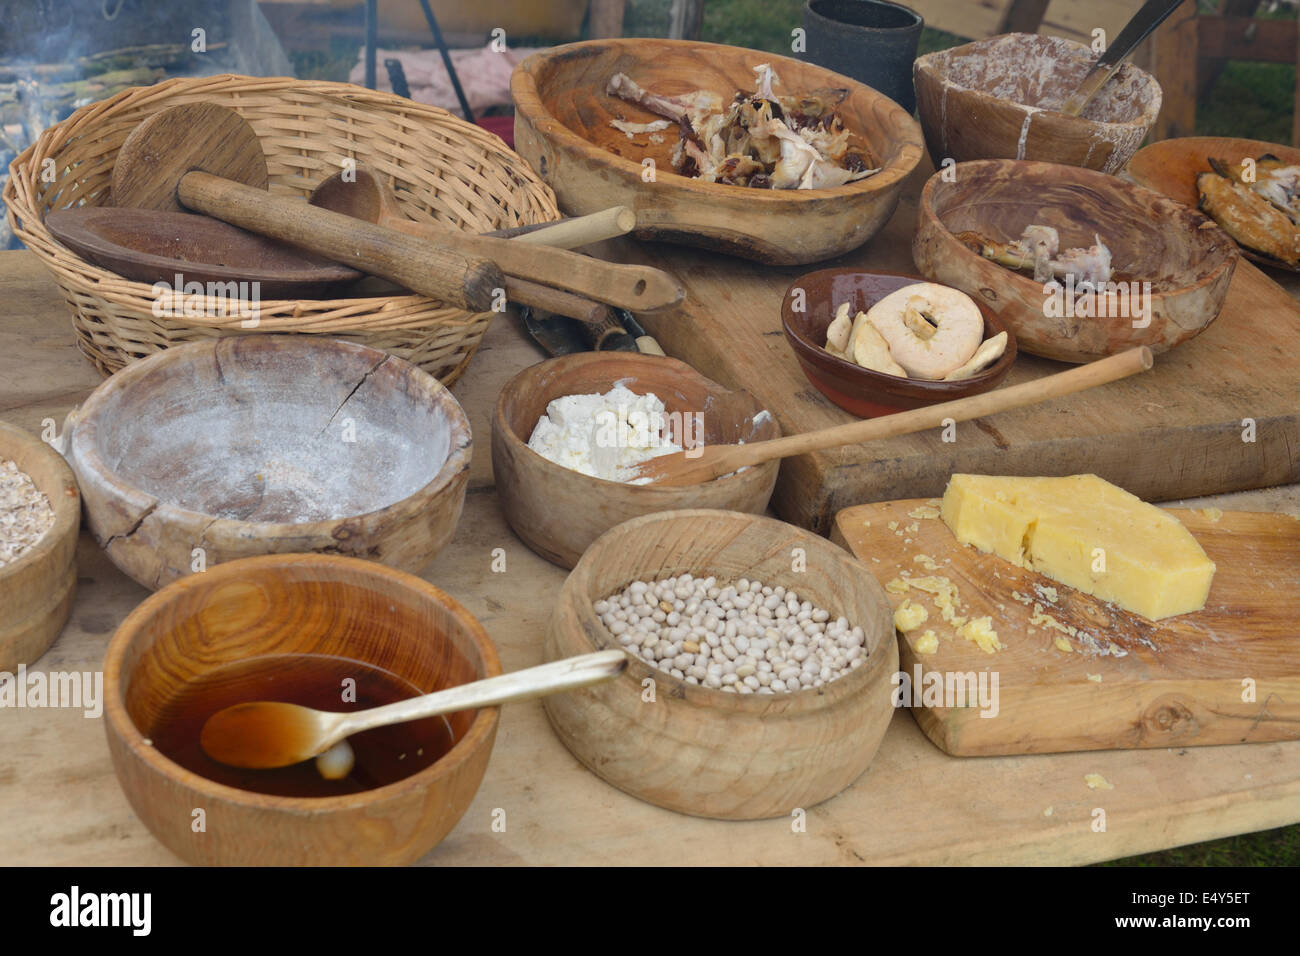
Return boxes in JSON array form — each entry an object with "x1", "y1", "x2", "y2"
[{"x1": 781, "y1": 268, "x2": 1017, "y2": 417}]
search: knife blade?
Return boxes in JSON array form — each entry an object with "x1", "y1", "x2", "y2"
[{"x1": 1059, "y1": 0, "x2": 1183, "y2": 117}]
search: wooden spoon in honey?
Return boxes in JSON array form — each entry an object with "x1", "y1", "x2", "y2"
[{"x1": 200, "y1": 650, "x2": 626, "y2": 771}]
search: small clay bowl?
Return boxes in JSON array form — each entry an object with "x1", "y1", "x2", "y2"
[
  {"x1": 66, "y1": 335, "x2": 471, "y2": 590},
  {"x1": 913, "y1": 159, "x2": 1238, "y2": 363},
  {"x1": 544, "y1": 509, "x2": 898, "y2": 820},
  {"x1": 781, "y1": 268, "x2": 1016, "y2": 417},
  {"x1": 102, "y1": 553, "x2": 501, "y2": 865},
  {"x1": 492, "y1": 353, "x2": 780, "y2": 569},
  {"x1": 914, "y1": 33, "x2": 1161, "y2": 173},
  {"x1": 0, "y1": 421, "x2": 80, "y2": 671}
]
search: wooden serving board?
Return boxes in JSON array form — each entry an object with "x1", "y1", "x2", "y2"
[
  {"x1": 612, "y1": 157, "x2": 1300, "y2": 534},
  {"x1": 830, "y1": 498, "x2": 1300, "y2": 756}
]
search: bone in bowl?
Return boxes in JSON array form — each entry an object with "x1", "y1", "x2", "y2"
[
  {"x1": 102, "y1": 553, "x2": 501, "y2": 865},
  {"x1": 913, "y1": 33, "x2": 1161, "y2": 173},
  {"x1": 511, "y1": 37, "x2": 924, "y2": 264},
  {"x1": 912, "y1": 159, "x2": 1238, "y2": 363},
  {"x1": 782, "y1": 268, "x2": 1017, "y2": 417},
  {"x1": 64, "y1": 335, "x2": 471, "y2": 589},
  {"x1": 492, "y1": 352, "x2": 780, "y2": 570},
  {"x1": 543, "y1": 508, "x2": 898, "y2": 820}
]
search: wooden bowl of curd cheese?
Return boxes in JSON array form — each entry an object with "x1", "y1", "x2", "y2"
[{"x1": 492, "y1": 353, "x2": 780, "y2": 569}]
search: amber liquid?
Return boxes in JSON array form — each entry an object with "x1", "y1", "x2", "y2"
[{"x1": 148, "y1": 653, "x2": 456, "y2": 798}]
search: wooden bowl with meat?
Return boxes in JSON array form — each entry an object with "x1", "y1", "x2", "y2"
[
  {"x1": 1127, "y1": 136, "x2": 1300, "y2": 272},
  {"x1": 511, "y1": 37, "x2": 924, "y2": 264},
  {"x1": 913, "y1": 160, "x2": 1238, "y2": 363}
]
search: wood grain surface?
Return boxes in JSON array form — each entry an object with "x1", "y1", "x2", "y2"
[
  {"x1": 3, "y1": 246, "x2": 1299, "y2": 865},
  {"x1": 617, "y1": 156, "x2": 1300, "y2": 534},
  {"x1": 832, "y1": 498, "x2": 1300, "y2": 756}
]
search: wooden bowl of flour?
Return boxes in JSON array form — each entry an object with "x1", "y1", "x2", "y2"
[
  {"x1": 0, "y1": 421, "x2": 80, "y2": 671},
  {"x1": 65, "y1": 336, "x2": 471, "y2": 589}
]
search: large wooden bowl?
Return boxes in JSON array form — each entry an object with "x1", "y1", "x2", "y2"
[
  {"x1": 543, "y1": 509, "x2": 898, "y2": 820},
  {"x1": 1127, "y1": 136, "x2": 1300, "y2": 272},
  {"x1": 914, "y1": 33, "x2": 1161, "y2": 173},
  {"x1": 913, "y1": 160, "x2": 1238, "y2": 363},
  {"x1": 102, "y1": 553, "x2": 501, "y2": 866},
  {"x1": 66, "y1": 336, "x2": 471, "y2": 590},
  {"x1": 511, "y1": 37, "x2": 924, "y2": 264},
  {"x1": 782, "y1": 268, "x2": 1017, "y2": 417},
  {"x1": 0, "y1": 421, "x2": 80, "y2": 672},
  {"x1": 493, "y1": 353, "x2": 780, "y2": 569}
]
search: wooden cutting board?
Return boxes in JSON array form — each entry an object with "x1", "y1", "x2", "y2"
[
  {"x1": 830, "y1": 498, "x2": 1300, "y2": 756},
  {"x1": 611, "y1": 157, "x2": 1300, "y2": 534}
]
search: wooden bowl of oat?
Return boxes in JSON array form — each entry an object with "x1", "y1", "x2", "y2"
[{"x1": 0, "y1": 420, "x2": 80, "y2": 671}]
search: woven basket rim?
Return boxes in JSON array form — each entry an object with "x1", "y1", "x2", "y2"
[{"x1": 5, "y1": 73, "x2": 557, "y2": 327}]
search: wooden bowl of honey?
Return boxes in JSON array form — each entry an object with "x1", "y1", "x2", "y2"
[{"x1": 102, "y1": 553, "x2": 501, "y2": 866}]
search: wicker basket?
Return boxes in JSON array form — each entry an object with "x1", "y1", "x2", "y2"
[{"x1": 3, "y1": 74, "x2": 559, "y2": 383}]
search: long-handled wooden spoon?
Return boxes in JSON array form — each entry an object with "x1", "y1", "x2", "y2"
[
  {"x1": 200, "y1": 650, "x2": 627, "y2": 771},
  {"x1": 309, "y1": 166, "x2": 634, "y2": 323},
  {"x1": 111, "y1": 103, "x2": 683, "y2": 312},
  {"x1": 630, "y1": 346, "x2": 1153, "y2": 485}
]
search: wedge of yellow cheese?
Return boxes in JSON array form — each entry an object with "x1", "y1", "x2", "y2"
[{"x1": 940, "y1": 474, "x2": 1216, "y2": 621}]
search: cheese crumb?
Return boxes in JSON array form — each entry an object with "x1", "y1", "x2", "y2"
[
  {"x1": 1087, "y1": 673, "x2": 1102, "y2": 682},
  {"x1": 906, "y1": 522, "x2": 920, "y2": 533},
  {"x1": 913, "y1": 629, "x2": 939, "y2": 655},
  {"x1": 958, "y1": 616, "x2": 1002, "y2": 654},
  {"x1": 888, "y1": 520, "x2": 898, "y2": 531},
  {"x1": 885, "y1": 577, "x2": 909, "y2": 594},
  {"x1": 1054, "y1": 635, "x2": 1074, "y2": 653},
  {"x1": 1198, "y1": 506, "x2": 1224, "y2": 522},
  {"x1": 1043, "y1": 806, "x2": 1054, "y2": 817},
  {"x1": 894, "y1": 599, "x2": 929, "y2": 633},
  {"x1": 908, "y1": 505, "x2": 941, "y2": 520},
  {"x1": 1084, "y1": 773, "x2": 1114, "y2": 791},
  {"x1": 913, "y1": 553, "x2": 942, "y2": 571}
]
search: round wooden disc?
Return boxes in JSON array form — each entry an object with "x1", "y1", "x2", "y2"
[{"x1": 111, "y1": 102, "x2": 269, "y2": 212}]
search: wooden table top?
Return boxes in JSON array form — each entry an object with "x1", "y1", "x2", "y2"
[{"x1": 2, "y1": 245, "x2": 1298, "y2": 866}]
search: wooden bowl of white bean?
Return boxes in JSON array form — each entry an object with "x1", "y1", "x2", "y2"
[{"x1": 543, "y1": 508, "x2": 897, "y2": 820}]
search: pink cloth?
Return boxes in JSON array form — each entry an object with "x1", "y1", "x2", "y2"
[{"x1": 349, "y1": 44, "x2": 538, "y2": 114}]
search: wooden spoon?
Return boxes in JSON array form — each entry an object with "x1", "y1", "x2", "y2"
[
  {"x1": 111, "y1": 103, "x2": 501, "y2": 313},
  {"x1": 309, "y1": 170, "x2": 636, "y2": 249},
  {"x1": 630, "y1": 346, "x2": 1153, "y2": 485},
  {"x1": 200, "y1": 650, "x2": 627, "y2": 770},
  {"x1": 307, "y1": 166, "x2": 676, "y2": 315},
  {"x1": 310, "y1": 166, "x2": 628, "y2": 323}
]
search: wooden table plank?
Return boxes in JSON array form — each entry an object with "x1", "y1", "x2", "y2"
[
  {"x1": 614, "y1": 157, "x2": 1300, "y2": 534},
  {"x1": 1, "y1": 249, "x2": 1299, "y2": 865}
]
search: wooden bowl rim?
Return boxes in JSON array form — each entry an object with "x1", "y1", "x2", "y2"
[
  {"x1": 69, "y1": 335, "x2": 472, "y2": 531},
  {"x1": 494, "y1": 352, "x2": 780, "y2": 495},
  {"x1": 917, "y1": 159, "x2": 1239, "y2": 300},
  {"x1": 0, "y1": 420, "x2": 80, "y2": 585},
  {"x1": 101, "y1": 552, "x2": 503, "y2": 811},
  {"x1": 780, "y1": 266, "x2": 1019, "y2": 392},
  {"x1": 556, "y1": 508, "x2": 896, "y2": 713},
  {"x1": 913, "y1": 33, "x2": 1161, "y2": 134},
  {"x1": 1127, "y1": 135, "x2": 1300, "y2": 273},
  {"x1": 513, "y1": 36, "x2": 925, "y2": 200}
]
